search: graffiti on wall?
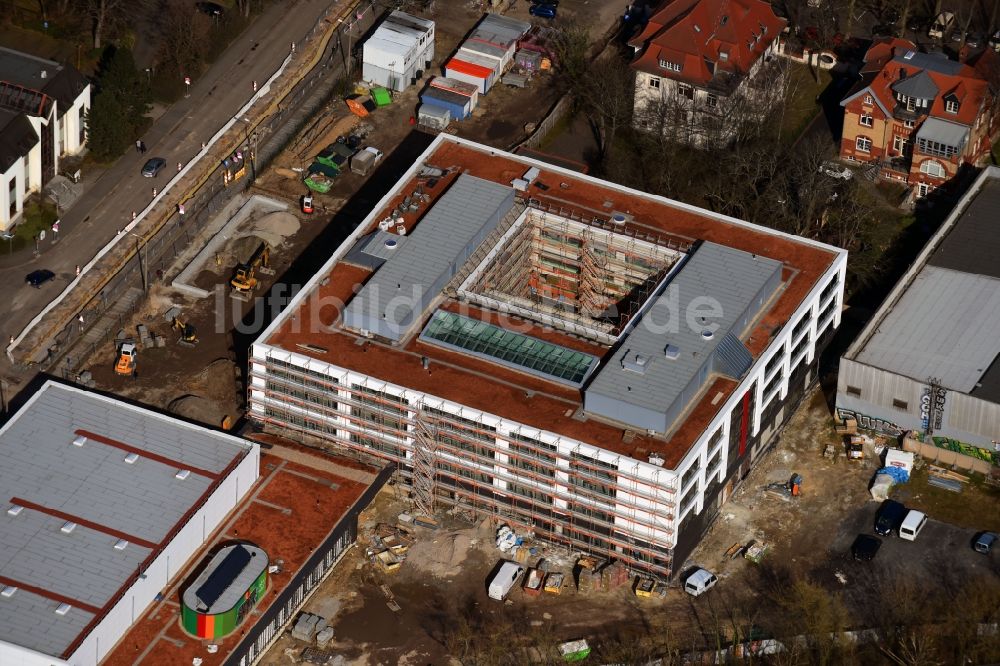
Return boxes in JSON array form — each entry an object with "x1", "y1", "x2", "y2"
[
  {"x1": 836, "y1": 408, "x2": 903, "y2": 437},
  {"x1": 931, "y1": 436, "x2": 1000, "y2": 467},
  {"x1": 920, "y1": 386, "x2": 947, "y2": 433}
]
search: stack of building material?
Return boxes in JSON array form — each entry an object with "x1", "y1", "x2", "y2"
[
  {"x1": 602, "y1": 561, "x2": 629, "y2": 589},
  {"x1": 543, "y1": 571, "x2": 564, "y2": 594},
  {"x1": 291, "y1": 613, "x2": 326, "y2": 642},
  {"x1": 575, "y1": 556, "x2": 605, "y2": 591}
]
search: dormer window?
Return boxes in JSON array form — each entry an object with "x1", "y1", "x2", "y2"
[
  {"x1": 658, "y1": 59, "x2": 681, "y2": 72},
  {"x1": 719, "y1": 51, "x2": 728, "y2": 62},
  {"x1": 905, "y1": 97, "x2": 916, "y2": 112},
  {"x1": 863, "y1": 95, "x2": 873, "y2": 105},
  {"x1": 945, "y1": 99, "x2": 959, "y2": 114}
]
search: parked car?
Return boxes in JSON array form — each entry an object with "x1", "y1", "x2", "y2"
[
  {"x1": 899, "y1": 510, "x2": 928, "y2": 541},
  {"x1": 530, "y1": 0, "x2": 558, "y2": 4},
  {"x1": 141, "y1": 157, "x2": 167, "y2": 177},
  {"x1": 852, "y1": 534, "x2": 882, "y2": 561},
  {"x1": 874, "y1": 499, "x2": 908, "y2": 536},
  {"x1": 950, "y1": 30, "x2": 965, "y2": 44},
  {"x1": 683, "y1": 568, "x2": 718, "y2": 596},
  {"x1": 819, "y1": 161, "x2": 853, "y2": 180},
  {"x1": 25, "y1": 269, "x2": 55, "y2": 288},
  {"x1": 974, "y1": 532, "x2": 998, "y2": 554},
  {"x1": 529, "y1": 4, "x2": 557, "y2": 19}
]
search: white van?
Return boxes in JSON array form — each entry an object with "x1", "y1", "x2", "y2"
[
  {"x1": 487, "y1": 560, "x2": 524, "y2": 601},
  {"x1": 900, "y1": 510, "x2": 928, "y2": 541},
  {"x1": 684, "y1": 568, "x2": 718, "y2": 597}
]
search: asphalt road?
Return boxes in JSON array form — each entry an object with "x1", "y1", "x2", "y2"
[{"x1": 0, "y1": 0, "x2": 340, "y2": 371}]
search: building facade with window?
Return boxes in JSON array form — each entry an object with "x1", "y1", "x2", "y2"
[
  {"x1": 248, "y1": 135, "x2": 847, "y2": 579},
  {"x1": 0, "y1": 47, "x2": 90, "y2": 232},
  {"x1": 837, "y1": 167, "x2": 1000, "y2": 462},
  {"x1": 628, "y1": 0, "x2": 787, "y2": 147},
  {"x1": 839, "y1": 40, "x2": 996, "y2": 198}
]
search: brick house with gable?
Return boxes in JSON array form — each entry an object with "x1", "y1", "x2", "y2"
[
  {"x1": 629, "y1": 0, "x2": 786, "y2": 147},
  {"x1": 839, "y1": 39, "x2": 996, "y2": 198}
]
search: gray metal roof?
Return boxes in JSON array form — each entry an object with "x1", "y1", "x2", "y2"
[
  {"x1": 584, "y1": 242, "x2": 783, "y2": 433},
  {"x1": 474, "y1": 14, "x2": 531, "y2": 46},
  {"x1": 891, "y1": 69, "x2": 939, "y2": 100},
  {"x1": 0, "y1": 381, "x2": 252, "y2": 659},
  {"x1": 915, "y1": 116, "x2": 969, "y2": 147},
  {"x1": 928, "y1": 176, "x2": 1000, "y2": 280},
  {"x1": 385, "y1": 10, "x2": 434, "y2": 33},
  {"x1": 342, "y1": 173, "x2": 515, "y2": 342},
  {"x1": 855, "y1": 266, "x2": 1000, "y2": 393},
  {"x1": 894, "y1": 50, "x2": 965, "y2": 76},
  {"x1": 343, "y1": 230, "x2": 409, "y2": 270}
]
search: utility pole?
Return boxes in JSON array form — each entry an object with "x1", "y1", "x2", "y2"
[{"x1": 130, "y1": 233, "x2": 148, "y2": 292}]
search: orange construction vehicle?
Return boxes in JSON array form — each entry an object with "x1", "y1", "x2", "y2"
[{"x1": 115, "y1": 342, "x2": 137, "y2": 377}]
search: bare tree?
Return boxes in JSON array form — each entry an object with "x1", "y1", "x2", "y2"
[
  {"x1": 87, "y1": 0, "x2": 126, "y2": 49},
  {"x1": 575, "y1": 55, "x2": 636, "y2": 161}
]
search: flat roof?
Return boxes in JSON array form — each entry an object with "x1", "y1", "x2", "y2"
[
  {"x1": 584, "y1": 242, "x2": 782, "y2": 433},
  {"x1": 102, "y1": 446, "x2": 379, "y2": 666},
  {"x1": 260, "y1": 137, "x2": 840, "y2": 466},
  {"x1": 183, "y1": 544, "x2": 268, "y2": 614},
  {"x1": 852, "y1": 171, "x2": 1000, "y2": 401},
  {"x1": 0, "y1": 381, "x2": 253, "y2": 660}
]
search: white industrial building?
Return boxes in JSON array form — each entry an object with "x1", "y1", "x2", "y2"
[
  {"x1": 0, "y1": 381, "x2": 259, "y2": 666},
  {"x1": 247, "y1": 135, "x2": 846, "y2": 578},
  {"x1": 361, "y1": 11, "x2": 435, "y2": 92},
  {"x1": 0, "y1": 47, "x2": 90, "y2": 232},
  {"x1": 838, "y1": 166, "x2": 1000, "y2": 457}
]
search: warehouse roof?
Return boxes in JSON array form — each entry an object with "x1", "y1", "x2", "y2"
[
  {"x1": 0, "y1": 381, "x2": 252, "y2": 660},
  {"x1": 852, "y1": 170, "x2": 1000, "y2": 401}
]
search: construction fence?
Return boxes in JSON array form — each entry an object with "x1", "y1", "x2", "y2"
[{"x1": 49, "y1": 1, "x2": 383, "y2": 375}]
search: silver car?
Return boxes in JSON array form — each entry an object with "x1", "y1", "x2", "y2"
[{"x1": 141, "y1": 157, "x2": 166, "y2": 177}]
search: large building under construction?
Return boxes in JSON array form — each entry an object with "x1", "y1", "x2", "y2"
[{"x1": 249, "y1": 136, "x2": 846, "y2": 577}]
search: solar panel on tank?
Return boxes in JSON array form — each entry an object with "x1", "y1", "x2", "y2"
[{"x1": 195, "y1": 545, "x2": 251, "y2": 610}]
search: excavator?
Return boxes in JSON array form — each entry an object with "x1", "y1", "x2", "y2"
[
  {"x1": 230, "y1": 242, "x2": 274, "y2": 301},
  {"x1": 172, "y1": 317, "x2": 199, "y2": 347},
  {"x1": 114, "y1": 341, "x2": 137, "y2": 377}
]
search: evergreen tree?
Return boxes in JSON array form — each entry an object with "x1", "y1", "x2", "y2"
[{"x1": 86, "y1": 45, "x2": 150, "y2": 161}]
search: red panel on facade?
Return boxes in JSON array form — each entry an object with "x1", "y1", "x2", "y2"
[
  {"x1": 738, "y1": 391, "x2": 751, "y2": 457},
  {"x1": 446, "y1": 58, "x2": 492, "y2": 80}
]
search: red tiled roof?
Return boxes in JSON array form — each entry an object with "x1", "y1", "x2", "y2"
[
  {"x1": 630, "y1": 0, "x2": 785, "y2": 88},
  {"x1": 856, "y1": 43, "x2": 988, "y2": 127}
]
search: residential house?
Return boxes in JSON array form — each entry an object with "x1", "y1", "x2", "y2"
[
  {"x1": 629, "y1": 0, "x2": 787, "y2": 147},
  {"x1": 839, "y1": 39, "x2": 996, "y2": 198},
  {"x1": 0, "y1": 47, "x2": 90, "y2": 232}
]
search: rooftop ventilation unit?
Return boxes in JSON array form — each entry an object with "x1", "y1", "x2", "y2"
[
  {"x1": 522, "y1": 166, "x2": 540, "y2": 183},
  {"x1": 648, "y1": 453, "x2": 665, "y2": 466},
  {"x1": 72, "y1": 435, "x2": 87, "y2": 447},
  {"x1": 124, "y1": 452, "x2": 139, "y2": 464},
  {"x1": 511, "y1": 178, "x2": 529, "y2": 191},
  {"x1": 701, "y1": 329, "x2": 715, "y2": 340},
  {"x1": 114, "y1": 539, "x2": 129, "y2": 551},
  {"x1": 55, "y1": 603, "x2": 71, "y2": 616},
  {"x1": 664, "y1": 344, "x2": 680, "y2": 360},
  {"x1": 7, "y1": 505, "x2": 23, "y2": 517},
  {"x1": 384, "y1": 238, "x2": 399, "y2": 250},
  {"x1": 175, "y1": 469, "x2": 191, "y2": 480},
  {"x1": 610, "y1": 211, "x2": 633, "y2": 226},
  {"x1": 622, "y1": 351, "x2": 650, "y2": 374},
  {"x1": 61, "y1": 522, "x2": 77, "y2": 534},
  {"x1": 0, "y1": 586, "x2": 17, "y2": 598}
]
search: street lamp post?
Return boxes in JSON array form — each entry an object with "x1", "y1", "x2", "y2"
[
  {"x1": 242, "y1": 118, "x2": 257, "y2": 185},
  {"x1": 129, "y1": 232, "x2": 148, "y2": 292}
]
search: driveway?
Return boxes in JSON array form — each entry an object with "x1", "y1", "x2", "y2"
[{"x1": 0, "y1": 0, "x2": 348, "y2": 370}]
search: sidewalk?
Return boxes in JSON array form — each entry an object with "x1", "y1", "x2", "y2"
[{"x1": 0, "y1": 0, "x2": 339, "y2": 356}]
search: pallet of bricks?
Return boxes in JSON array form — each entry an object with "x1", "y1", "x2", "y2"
[{"x1": 574, "y1": 557, "x2": 629, "y2": 592}]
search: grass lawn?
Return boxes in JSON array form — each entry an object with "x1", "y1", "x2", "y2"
[
  {"x1": 779, "y1": 63, "x2": 833, "y2": 145},
  {"x1": 902, "y1": 466, "x2": 1000, "y2": 533}
]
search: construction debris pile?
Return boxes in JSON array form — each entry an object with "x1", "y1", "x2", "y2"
[
  {"x1": 365, "y1": 522, "x2": 415, "y2": 573},
  {"x1": 291, "y1": 612, "x2": 334, "y2": 649}
]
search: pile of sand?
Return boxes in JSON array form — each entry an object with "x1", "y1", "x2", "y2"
[{"x1": 405, "y1": 530, "x2": 473, "y2": 579}]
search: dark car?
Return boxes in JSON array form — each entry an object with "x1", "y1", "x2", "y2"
[
  {"x1": 974, "y1": 532, "x2": 998, "y2": 554},
  {"x1": 852, "y1": 534, "x2": 882, "y2": 561},
  {"x1": 195, "y1": 1, "x2": 224, "y2": 17},
  {"x1": 530, "y1": 0, "x2": 558, "y2": 4},
  {"x1": 875, "y1": 499, "x2": 908, "y2": 536},
  {"x1": 25, "y1": 269, "x2": 55, "y2": 288},
  {"x1": 141, "y1": 157, "x2": 167, "y2": 178},
  {"x1": 529, "y1": 4, "x2": 557, "y2": 18}
]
